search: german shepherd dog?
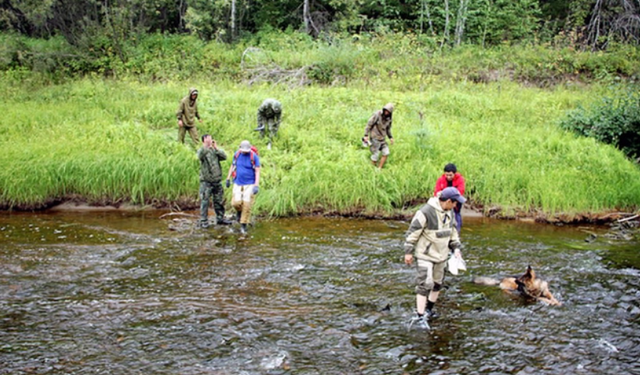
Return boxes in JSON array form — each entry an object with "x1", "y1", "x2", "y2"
[{"x1": 473, "y1": 266, "x2": 561, "y2": 306}]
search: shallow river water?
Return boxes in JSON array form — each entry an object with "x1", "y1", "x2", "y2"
[{"x1": 1, "y1": 211, "x2": 639, "y2": 375}]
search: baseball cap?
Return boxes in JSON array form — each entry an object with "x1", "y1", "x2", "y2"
[
  {"x1": 239, "y1": 140, "x2": 252, "y2": 153},
  {"x1": 440, "y1": 187, "x2": 466, "y2": 204}
]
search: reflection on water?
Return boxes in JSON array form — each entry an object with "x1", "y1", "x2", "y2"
[{"x1": 1, "y1": 211, "x2": 639, "y2": 374}]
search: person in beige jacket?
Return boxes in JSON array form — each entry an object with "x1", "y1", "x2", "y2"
[
  {"x1": 404, "y1": 187, "x2": 466, "y2": 330},
  {"x1": 363, "y1": 103, "x2": 394, "y2": 169}
]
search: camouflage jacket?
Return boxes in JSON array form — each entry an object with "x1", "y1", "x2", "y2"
[
  {"x1": 257, "y1": 99, "x2": 282, "y2": 126},
  {"x1": 364, "y1": 103, "x2": 394, "y2": 141},
  {"x1": 197, "y1": 146, "x2": 227, "y2": 183}
]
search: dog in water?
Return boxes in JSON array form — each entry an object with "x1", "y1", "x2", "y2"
[{"x1": 473, "y1": 266, "x2": 561, "y2": 306}]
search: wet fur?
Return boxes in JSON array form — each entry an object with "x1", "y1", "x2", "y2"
[{"x1": 473, "y1": 266, "x2": 561, "y2": 306}]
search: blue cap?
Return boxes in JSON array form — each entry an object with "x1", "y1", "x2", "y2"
[{"x1": 440, "y1": 187, "x2": 466, "y2": 204}]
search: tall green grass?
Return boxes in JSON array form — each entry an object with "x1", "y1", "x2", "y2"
[{"x1": 1, "y1": 76, "x2": 639, "y2": 218}]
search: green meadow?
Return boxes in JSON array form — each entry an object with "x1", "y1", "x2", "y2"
[
  {"x1": 2, "y1": 77, "x2": 639, "y2": 220},
  {"x1": 1, "y1": 33, "x2": 639, "y2": 220}
]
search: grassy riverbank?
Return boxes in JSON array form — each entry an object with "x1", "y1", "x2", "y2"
[{"x1": 2, "y1": 74, "x2": 639, "y2": 220}]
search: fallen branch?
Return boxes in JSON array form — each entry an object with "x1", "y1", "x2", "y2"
[
  {"x1": 618, "y1": 214, "x2": 639, "y2": 223},
  {"x1": 159, "y1": 212, "x2": 199, "y2": 219}
]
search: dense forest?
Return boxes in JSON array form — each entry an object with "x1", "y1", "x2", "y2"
[{"x1": 2, "y1": 0, "x2": 639, "y2": 48}]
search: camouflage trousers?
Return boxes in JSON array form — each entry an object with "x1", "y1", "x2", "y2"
[
  {"x1": 259, "y1": 118, "x2": 280, "y2": 142},
  {"x1": 179, "y1": 125, "x2": 199, "y2": 145},
  {"x1": 199, "y1": 180, "x2": 225, "y2": 224}
]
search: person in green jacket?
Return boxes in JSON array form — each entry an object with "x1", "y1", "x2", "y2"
[
  {"x1": 254, "y1": 98, "x2": 282, "y2": 150},
  {"x1": 197, "y1": 134, "x2": 232, "y2": 228},
  {"x1": 176, "y1": 88, "x2": 202, "y2": 145}
]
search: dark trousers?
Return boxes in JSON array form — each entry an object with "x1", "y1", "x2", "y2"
[{"x1": 199, "y1": 180, "x2": 225, "y2": 223}]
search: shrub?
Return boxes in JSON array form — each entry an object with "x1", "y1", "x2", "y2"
[{"x1": 560, "y1": 90, "x2": 640, "y2": 161}]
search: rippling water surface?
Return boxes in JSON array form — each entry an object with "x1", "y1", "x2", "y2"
[{"x1": 1, "y1": 211, "x2": 639, "y2": 374}]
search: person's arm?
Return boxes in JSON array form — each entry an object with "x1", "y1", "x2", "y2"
[
  {"x1": 386, "y1": 120, "x2": 393, "y2": 142},
  {"x1": 448, "y1": 224, "x2": 462, "y2": 254},
  {"x1": 257, "y1": 106, "x2": 265, "y2": 128},
  {"x1": 254, "y1": 167, "x2": 260, "y2": 186},
  {"x1": 275, "y1": 110, "x2": 282, "y2": 126},
  {"x1": 456, "y1": 175, "x2": 466, "y2": 196},
  {"x1": 226, "y1": 160, "x2": 235, "y2": 181},
  {"x1": 434, "y1": 176, "x2": 445, "y2": 196},
  {"x1": 363, "y1": 113, "x2": 376, "y2": 140},
  {"x1": 213, "y1": 141, "x2": 227, "y2": 161},
  {"x1": 197, "y1": 147, "x2": 206, "y2": 161},
  {"x1": 176, "y1": 100, "x2": 184, "y2": 126},
  {"x1": 404, "y1": 209, "x2": 427, "y2": 265},
  {"x1": 195, "y1": 103, "x2": 201, "y2": 121}
]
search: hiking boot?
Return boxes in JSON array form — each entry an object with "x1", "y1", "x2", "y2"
[
  {"x1": 407, "y1": 314, "x2": 430, "y2": 330},
  {"x1": 217, "y1": 218, "x2": 232, "y2": 225},
  {"x1": 198, "y1": 221, "x2": 210, "y2": 229},
  {"x1": 426, "y1": 309, "x2": 440, "y2": 320},
  {"x1": 240, "y1": 223, "x2": 247, "y2": 235}
]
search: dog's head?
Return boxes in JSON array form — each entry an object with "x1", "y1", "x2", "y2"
[{"x1": 516, "y1": 266, "x2": 561, "y2": 305}]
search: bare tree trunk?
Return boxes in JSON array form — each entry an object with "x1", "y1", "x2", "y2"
[
  {"x1": 231, "y1": 0, "x2": 236, "y2": 40},
  {"x1": 441, "y1": 0, "x2": 450, "y2": 49},
  {"x1": 455, "y1": 0, "x2": 468, "y2": 46},
  {"x1": 303, "y1": 0, "x2": 310, "y2": 34},
  {"x1": 426, "y1": 0, "x2": 435, "y2": 36},
  {"x1": 178, "y1": 0, "x2": 185, "y2": 32},
  {"x1": 587, "y1": 0, "x2": 604, "y2": 49},
  {"x1": 420, "y1": 0, "x2": 436, "y2": 36}
]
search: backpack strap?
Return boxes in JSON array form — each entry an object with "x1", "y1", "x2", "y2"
[{"x1": 233, "y1": 150, "x2": 256, "y2": 168}]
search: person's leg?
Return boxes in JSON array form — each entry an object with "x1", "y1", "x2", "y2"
[
  {"x1": 199, "y1": 181, "x2": 212, "y2": 226},
  {"x1": 377, "y1": 144, "x2": 390, "y2": 169},
  {"x1": 231, "y1": 184, "x2": 244, "y2": 219},
  {"x1": 455, "y1": 206, "x2": 462, "y2": 232},
  {"x1": 188, "y1": 126, "x2": 199, "y2": 145},
  {"x1": 370, "y1": 147, "x2": 380, "y2": 167},
  {"x1": 415, "y1": 261, "x2": 434, "y2": 314},
  {"x1": 212, "y1": 182, "x2": 230, "y2": 224},
  {"x1": 378, "y1": 155, "x2": 388, "y2": 169},
  {"x1": 239, "y1": 186, "x2": 255, "y2": 224},
  {"x1": 178, "y1": 126, "x2": 186, "y2": 143},
  {"x1": 426, "y1": 261, "x2": 447, "y2": 318}
]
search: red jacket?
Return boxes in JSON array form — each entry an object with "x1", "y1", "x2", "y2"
[{"x1": 434, "y1": 173, "x2": 466, "y2": 196}]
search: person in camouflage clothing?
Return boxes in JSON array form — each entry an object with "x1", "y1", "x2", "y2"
[
  {"x1": 176, "y1": 88, "x2": 202, "y2": 145},
  {"x1": 254, "y1": 98, "x2": 282, "y2": 149},
  {"x1": 197, "y1": 134, "x2": 232, "y2": 228},
  {"x1": 363, "y1": 103, "x2": 394, "y2": 169}
]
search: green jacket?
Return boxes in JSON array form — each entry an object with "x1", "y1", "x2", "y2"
[
  {"x1": 197, "y1": 146, "x2": 227, "y2": 183},
  {"x1": 176, "y1": 88, "x2": 200, "y2": 127}
]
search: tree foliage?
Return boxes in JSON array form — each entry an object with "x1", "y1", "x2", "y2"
[{"x1": 0, "y1": 0, "x2": 638, "y2": 49}]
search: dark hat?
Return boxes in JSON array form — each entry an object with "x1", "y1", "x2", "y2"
[{"x1": 440, "y1": 187, "x2": 466, "y2": 204}]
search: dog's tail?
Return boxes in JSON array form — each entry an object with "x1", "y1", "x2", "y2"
[{"x1": 473, "y1": 276, "x2": 501, "y2": 286}]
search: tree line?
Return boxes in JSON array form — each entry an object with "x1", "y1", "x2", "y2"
[{"x1": 1, "y1": 0, "x2": 638, "y2": 49}]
